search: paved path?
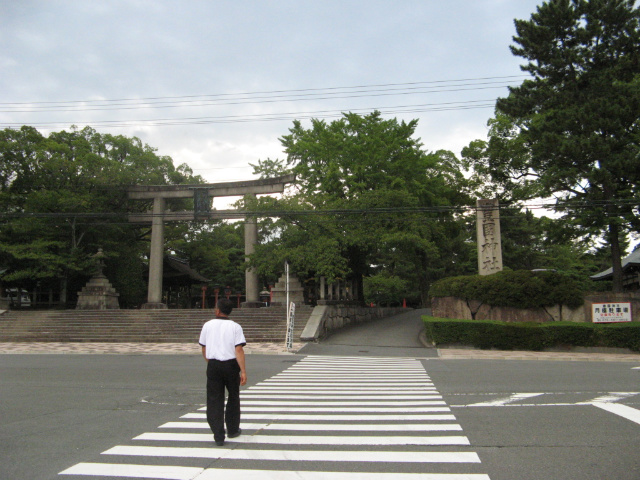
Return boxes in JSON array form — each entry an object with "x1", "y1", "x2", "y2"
[{"x1": 299, "y1": 308, "x2": 433, "y2": 357}]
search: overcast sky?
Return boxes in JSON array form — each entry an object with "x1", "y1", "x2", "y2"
[{"x1": 1, "y1": 0, "x2": 543, "y2": 189}]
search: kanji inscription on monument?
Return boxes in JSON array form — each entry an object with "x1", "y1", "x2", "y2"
[{"x1": 477, "y1": 199, "x2": 503, "y2": 275}]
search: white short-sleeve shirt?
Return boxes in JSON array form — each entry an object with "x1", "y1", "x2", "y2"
[{"x1": 199, "y1": 318, "x2": 246, "y2": 361}]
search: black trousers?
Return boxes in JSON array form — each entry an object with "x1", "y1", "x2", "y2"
[{"x1": 206, "y1": 358, "x2": 241, "y2": 442}]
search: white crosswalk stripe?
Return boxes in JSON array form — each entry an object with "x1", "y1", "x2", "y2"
[
  {"x1": 237, "y1": 393, "x2": 441, "y2": 398},
  {"x1": 133, "y1": 432, "x2": 471, "y2": 445},
  {"x1": 104, "y1": 445, "x2": 480, "y2": 462},
  {"x1": 59, "y1": 355, "x2": 491, "y2": 479},
  {"x1": 239, "y1": 400, "x2": 444, "y2": 405},
  {"x1": 236, "y1": 406, "x2": 451, "y2": 412},
  {"x1": 184, "y1": 412, "x2": 459, "y2": 421},
  {"x1": 247, "y1": 386, "x2": 435, "y2": 390},
  {"x1": 160, "y1": 421, "x2": 463, "y2": 431}
]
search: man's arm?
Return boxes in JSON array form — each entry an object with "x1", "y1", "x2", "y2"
[
  {"x1": 235, "y1": 345, "x2": 247, "y2": 385},
  {"x1": 201, "y1": 345, "x2": 207, "y2": 362}
]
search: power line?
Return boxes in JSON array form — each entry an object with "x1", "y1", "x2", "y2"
[
  {"x1": 0, "y1": 76, "x2": 527, "y2": 109},
  {"x1": 0, "y1": 99, "x2": 497, "y2": 130},
  {"x1": 0, "y1": 83, "x2": 512, "y2": 113},
  {"x1": 1, "y1": 198, "x2": 637, "y2": 222},
  {"x1": 0, "y1": 75, "x2": 522, "y2": 129},
  {"x1": 0, "y1": 83, "x2": 517, "y2": 113}
]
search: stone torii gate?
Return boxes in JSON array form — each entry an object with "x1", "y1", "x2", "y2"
[{"x1": 128, "y1": 174, "x2": 295, "y2": 309}]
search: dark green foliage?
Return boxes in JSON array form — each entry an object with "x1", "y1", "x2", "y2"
[
  {"x1": 545, "y1": 323, "x2": 599, "y2": 347},
  {"x1": 423, "y1": 316, "x2": 640, "y2": 352},
  {"x1": 464, "y1": 0, "x2": 640, "y2": 292},
  {"x1": 105, "y1": 244, "x2": 147, "y2": 308},
  {"x1": 0, "y1": 125, "x2": 204, "y2": 305},
  {"x1": 597, "y1": 323, "x2": 640, "y2": 352},
  {"x1": 170, "y1": 222, "x2": 246, "y2": 294},
  {"x1": 429, "y1": 270, "x2": 587, "y2": 309},
  {"x1": 249, "y1": 112, "x2": 474, "y2": 306},
  {"x1": 363, "y1": 272, "x2": 408, "y2": 307}
]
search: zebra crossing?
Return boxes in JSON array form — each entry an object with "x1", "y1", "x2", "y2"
[{"x1": 60, "y1": 355, "x2": 491, "y2": 479}]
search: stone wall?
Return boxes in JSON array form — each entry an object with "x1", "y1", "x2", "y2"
[
  {"x1": 300, "y1": 304, "x2": 405, "y2": 341},
  {"x1": 431, "y1": 296, "x2": 584, "y2": 323},
  {"x1": 583, "y1": 292, "x2": 640, "y2": 323},
  {"x1": 432, "y1": 293, "x2": 640, "y2": 323}
]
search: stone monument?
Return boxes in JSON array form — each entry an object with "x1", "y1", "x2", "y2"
[
  {"x1": 76, "y1": 249, "x2": 120, "y2": 310},
  {"x1": 271, "y1": 273, "x2": 305, "y2": 306},
  {"x1": 476, "y1": 199, "x2": 503, "y2": 275}
]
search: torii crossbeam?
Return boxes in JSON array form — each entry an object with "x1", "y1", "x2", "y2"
[{"x1": 128, "y1": 174, "x2": 295, "y2": 309}]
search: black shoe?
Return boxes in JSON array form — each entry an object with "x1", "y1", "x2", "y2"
[
  {"x1": 215, "y1": 440, "x2": 224, "y2": 446},
  {"x1": 228, "y1": 428, "x2": 242, "y2": 438}
]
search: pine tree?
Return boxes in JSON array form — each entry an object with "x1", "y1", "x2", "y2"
[{"x1": 495, "y1": 0, "x2": 640, "y2": 291}]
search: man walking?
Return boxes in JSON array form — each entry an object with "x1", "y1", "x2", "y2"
[{"x1": 199, "y1": 298, "x2": 247, "y2": 446}]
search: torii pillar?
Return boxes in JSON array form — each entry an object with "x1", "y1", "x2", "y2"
[
  {"x1": 146, "y1": 196, "x2": 166, "y2": 307},
  {"x1": 243, "y1": 198, "x2": 261, "y2": 308},
  {"x1": 128, "y1": 174, "x2": 295, "y2": 309}
]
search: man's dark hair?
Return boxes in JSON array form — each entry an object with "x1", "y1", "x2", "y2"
[{"x1": 216, "y1": 298, "x2": 234, "y2": 316}]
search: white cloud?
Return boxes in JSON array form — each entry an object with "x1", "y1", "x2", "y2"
[{"x1": 1, "y1": 0, "x2": 543, "y2": 178}]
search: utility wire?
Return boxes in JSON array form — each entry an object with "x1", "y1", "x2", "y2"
[
  {"x1": 0, "y1": 76, "x2": 527, "y2": 109},
  {"x1": 0, "y1": 75, "x2": 523, "y2": 129},
  {"x1": 0, "y1": 84, "x2": 517, "y2": 113},
  {"x1": 0, "y1": 100, "x2": 496, "y2": 129},
  {"x1": 1, "y1": 198, "x2": 637, "y2": 221}
]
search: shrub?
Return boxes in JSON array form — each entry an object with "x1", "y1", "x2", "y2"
[
  {"x1": 423, "y1": 316, "x2": 640, "y2": 352},
  {"x1": 429, "y1": 270, "x2": 585, "y2": 309},
  {"x1": 596, "y1": 323, "x2": 640, "y2": 352}
]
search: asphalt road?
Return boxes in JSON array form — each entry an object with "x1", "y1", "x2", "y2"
[
  {"x1": 426, "y1": 359, "x2": 640, "y2": 480},
  {"x1": 1, "y1": 310, "x2": 639, "y2": 480}
]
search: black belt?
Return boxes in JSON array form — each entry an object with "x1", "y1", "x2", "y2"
[{"x1": 209, "y1": 358, "x2": 236, "y2": 363}]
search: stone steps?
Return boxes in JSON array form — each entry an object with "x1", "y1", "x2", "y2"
[{"x1": 0, "y1": 306, "x2": 313, "y2": 344}]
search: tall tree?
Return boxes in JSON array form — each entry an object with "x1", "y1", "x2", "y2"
[
  {"x1": 249, "y1": 112, "x2": 473, "y2": 305},
  {"x1": 467, "y1": 0, "x2": 640, "y2": 291},
  {"x1": 0, "y1": 126, "x2": 203, "y2": 306}
]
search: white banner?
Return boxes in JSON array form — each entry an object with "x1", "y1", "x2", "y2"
[
  {"x1": 286, "y1": 302, "x2": 296, "y2": 350},
  {"x1": 592, "y1": 302, "x2": 632, "y2": 323}
]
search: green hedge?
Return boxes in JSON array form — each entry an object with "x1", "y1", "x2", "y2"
[
  {"x1": 428, "y1": 270, "x2": 586, "y2": 309},
  {"x1": 423, "y1": 316, "x2": 640, "y2": 352}
]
